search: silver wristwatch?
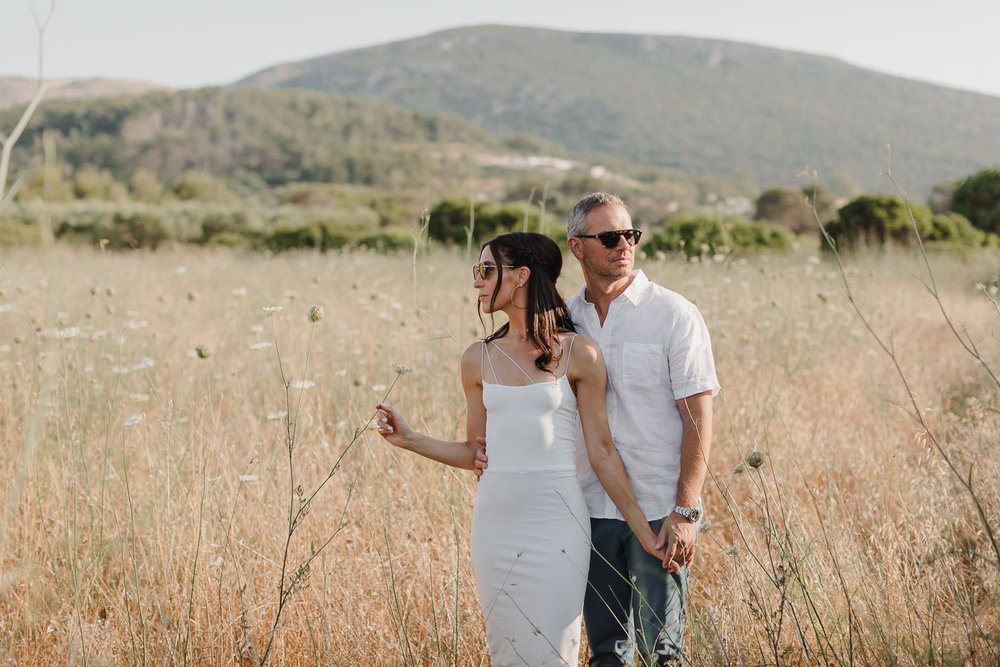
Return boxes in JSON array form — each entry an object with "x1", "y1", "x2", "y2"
[{"x1": 672, "y1": 505, "x2": 701, "y2": 522}]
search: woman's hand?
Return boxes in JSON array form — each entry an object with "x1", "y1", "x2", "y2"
[
  {"x1": 638, "y1": 526, "x2": 670, "y2": 565},
  {"x1": 375, "y1": 403, "x2": 414, "y2": 449}
]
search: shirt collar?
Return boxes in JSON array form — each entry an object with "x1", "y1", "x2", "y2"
[
  {"x1": 575, "y1": 269, "x2": 650, "y2": 308},
  {"x1": 619, "y1": 270, "x2": 649, "y2": 305}
]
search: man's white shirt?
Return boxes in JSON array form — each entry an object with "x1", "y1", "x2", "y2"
[{"x1": 567, "y1": 270, "x2": 720, "y2": 521}]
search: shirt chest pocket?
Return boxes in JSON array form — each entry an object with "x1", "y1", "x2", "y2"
[{"x1": 622, "y1": 343, "x2": 663, "y2": 388}]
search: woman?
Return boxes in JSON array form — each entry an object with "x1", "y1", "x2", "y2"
[{"x1": 376, "y1": 232, "x2": 663, "y2": 665}]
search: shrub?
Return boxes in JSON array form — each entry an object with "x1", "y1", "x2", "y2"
[
  {"x1": 107, "y1": 212, "x2": 169, "y2": 250},
  {"x1": 73, "y1": 166, "x2": 128, "y2": 201},
  {"x1": 950, "y1": 167, "x2": 1000, "y2": 234},
  {"x1": 200, "y1": 211, "x2": 248, "y2": 244},
  {"x1": 129, "y1": 168, "x2": 165, "y2": 203},
  {"x1": 927, "y1": 212, "x2": 999, "y2": 248},
  {"x1": 644, "y1": 213, "x2": 793, "y2": 258},
  {"x1": 265, "y1": 219, "x2": 359, "y2": 253},
  {"x1": 427, "y1": 198, "x2": 556, "y2": 244},
  {"x1": 13, "y1": 164, "x2": 75, "y2": 201},
  {"x1": 171, "y1": 170, "x2": 238, "y2": 204},
  {"x1": 266, "y1": 223, "x2": 325, "y2": 253},
  {"x1": 0, "y1": 219, "x2": 42, "y2": 246},
  {"x1": 755, "y1": 184, "x2": 835, "y2": 233},
  {"x1": 356, "y1": 229, "x2": 413, "y2": 253},
  {"x1": 823, "y1": 195, "x2": 932, "y2": 252}
]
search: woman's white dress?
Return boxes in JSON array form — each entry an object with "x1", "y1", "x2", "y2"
[{"x1": 471, "y1": 340, "x2": 591, "y2": 666}]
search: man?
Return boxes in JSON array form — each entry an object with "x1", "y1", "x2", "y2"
[{"x1": 478, "y1": 192, "x2": 718, "y2": 666}]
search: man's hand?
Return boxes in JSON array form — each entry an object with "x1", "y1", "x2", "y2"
[
  {"x1": 655, "y1": 513, "x2": 698, "y2": 572},
  {"x1": 473, "y1": 439, "x2": 487, "y2": 479}
]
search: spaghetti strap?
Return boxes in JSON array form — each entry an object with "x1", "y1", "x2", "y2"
[
  {"x1": 482, "y1": 341, "x2": 501, "y2": 384},
  {"x1": 562, "y1": 334, "x2": 579, "y2": 379},
  {"x1": 489, "y1": 342, "x2": 535, "y2": 384}
]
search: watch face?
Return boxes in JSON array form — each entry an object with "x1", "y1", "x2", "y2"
[{"x1": 688, "y1": 508, "x2": 701, "y2": 522}]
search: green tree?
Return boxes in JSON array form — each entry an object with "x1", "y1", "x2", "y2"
[{"x1": 950, "y1": 167, "x2": 1000, "y2": 234}]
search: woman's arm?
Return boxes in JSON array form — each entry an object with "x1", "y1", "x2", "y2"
[
  {"x1": 570, "y1": 336, "x2": 664, "y2": 559},
  {"x1": 376, "y1": 343, "x2": 486, "y2": 470}
]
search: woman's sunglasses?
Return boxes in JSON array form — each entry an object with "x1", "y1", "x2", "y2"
[
  {"x1": 472, "y1": 262, "x2": 517, "y2": 280},
  {"x1": 575, "y1": 229, "x2": 642, "y2": 249}
]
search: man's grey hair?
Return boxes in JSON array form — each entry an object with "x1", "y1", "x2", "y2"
[{"x1": 566, "y1": 192, "x2": 627, "y2": 237}]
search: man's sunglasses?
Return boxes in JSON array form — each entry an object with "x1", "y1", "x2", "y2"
[
  {"x1": 575, "y1": 229, "x2": 643, "y2": 249},
  {"x1": 472, "y1": 262, "x2": 518, "y2": 280}
]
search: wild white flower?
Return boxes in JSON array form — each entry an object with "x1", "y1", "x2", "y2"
[
  {"x1": 123, "y1": 319, "x2": 149, "y2": 330},
  {"x1": 207, "y1": 556, "x2": 224, "y2": 570},
  {"x1": 232, "y1": 287, "x2": 248, "y2": 297},
  {"x1": 238, "y1": 474, "x2": 259, "y2": 482},
  {"x1": 372, "y1": 384, "x2": 387, "y2": 392},
  {"x1": 390, "y1": 301, "x2": 403, "y2": 310},
  {"x1": 0, "y1": 345, "x2": 9, "y2": 353},
  {"x1": 175, "y1": 265, "x2": 187, "y2": 275},
  {"x1": 291, "y1": 380, "x2": 316, "y2": 390},
  {"x1": 250, "y1": 324, "x2": 264, "y2": 333},
  {"x1": 391, "y1": 361, "x2": 413, "y2": 375},
  {"x1": 123, "y1": 414, "x2": 144, "y2": 428},
  {"x1": 378, "y1": 311, "x2": 390, "y2": 321},
  {"x1": 0, "y1": 304, "x2": 12, "y2": 313},
  {"x1": 249, "y1": 342, "x2": 273, "y2": 351},
  {"x1": 132, "y1": 357, "x2": 155, "y2": 372},
  {"x1": 130, "y1": 393, "x2": 151, "y2": 402},
  {"x1": 266, "y1": 411, "x2": 287, "y2": 421},
  {"x1": 334, "y1": 369, "x2": 347, "y2": 377},
  {"x1": 350, "y1": 348, "x2": 362, "y2": 356},
  {"x1": 262, "y1": 305, "x2": 282, "y2": 317},
  {"x1": 207, "y1": 475, "x2": 222, "y2": 483},
  {"x1": 56, "y1": 327, "x2": 80, "y2": 339}
]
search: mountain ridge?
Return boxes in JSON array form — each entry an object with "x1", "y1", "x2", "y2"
[{"x1": 237, "y1": 24, "x2": 1000, "y2": 195}]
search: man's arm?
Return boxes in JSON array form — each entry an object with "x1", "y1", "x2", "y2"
[{"x1": 657, "y1": 390, "x2": 713, "y2": 570}]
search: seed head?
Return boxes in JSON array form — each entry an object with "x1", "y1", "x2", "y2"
[
  {"x1": 196, "y1": 345, "x2": 211, "y2": 359},
  {"x1": 262, "y1": 305, "x2": 282, "y2": 317},
  {"x1": 392, "y1": 361, "x2": 413, "y2": 375},
  {"x1": 745, "y1": 451, "x2": 765, "y2": 469},
  {"x1": 307, "y1": 305, "x2": 325, "y2": 322}
]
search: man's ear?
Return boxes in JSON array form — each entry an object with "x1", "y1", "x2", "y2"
[{"x1": 568, "y1": 237, "x2": 584, "y2": 261}]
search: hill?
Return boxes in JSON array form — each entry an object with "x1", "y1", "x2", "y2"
[
  {"x1": 2, "y1": 86, "x2": 508, "y2": 190},
  {"x1": 238, "y1": 25, "x2": 1000, "y2": 195},
  {"x1": 0, "y1": 76, "x2": 167, "y2": 109},
  {"x1": 3, "y1": 86, "x2": 740, "y2": 222}
]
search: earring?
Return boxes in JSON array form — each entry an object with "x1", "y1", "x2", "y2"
[{"x1": 511, "y1": 283, "x2": 527, "y2": 309}]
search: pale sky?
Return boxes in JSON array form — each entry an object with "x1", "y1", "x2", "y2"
[{"x1": 2, "y1": 0, "x2": 999, "y2": 97}]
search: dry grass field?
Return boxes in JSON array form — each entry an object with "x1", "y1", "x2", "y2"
[{"x1": 0, "y1": 241, "x2": 997, "y2": 665}]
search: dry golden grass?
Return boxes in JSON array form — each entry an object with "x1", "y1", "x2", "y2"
[{"x1": 0, "y1": 243, "x2": 997, "y2": 665}]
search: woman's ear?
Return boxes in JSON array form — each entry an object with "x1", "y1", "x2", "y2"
[{"x1": 517, "y1": 266, "x2": 531, "y2": 286}]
